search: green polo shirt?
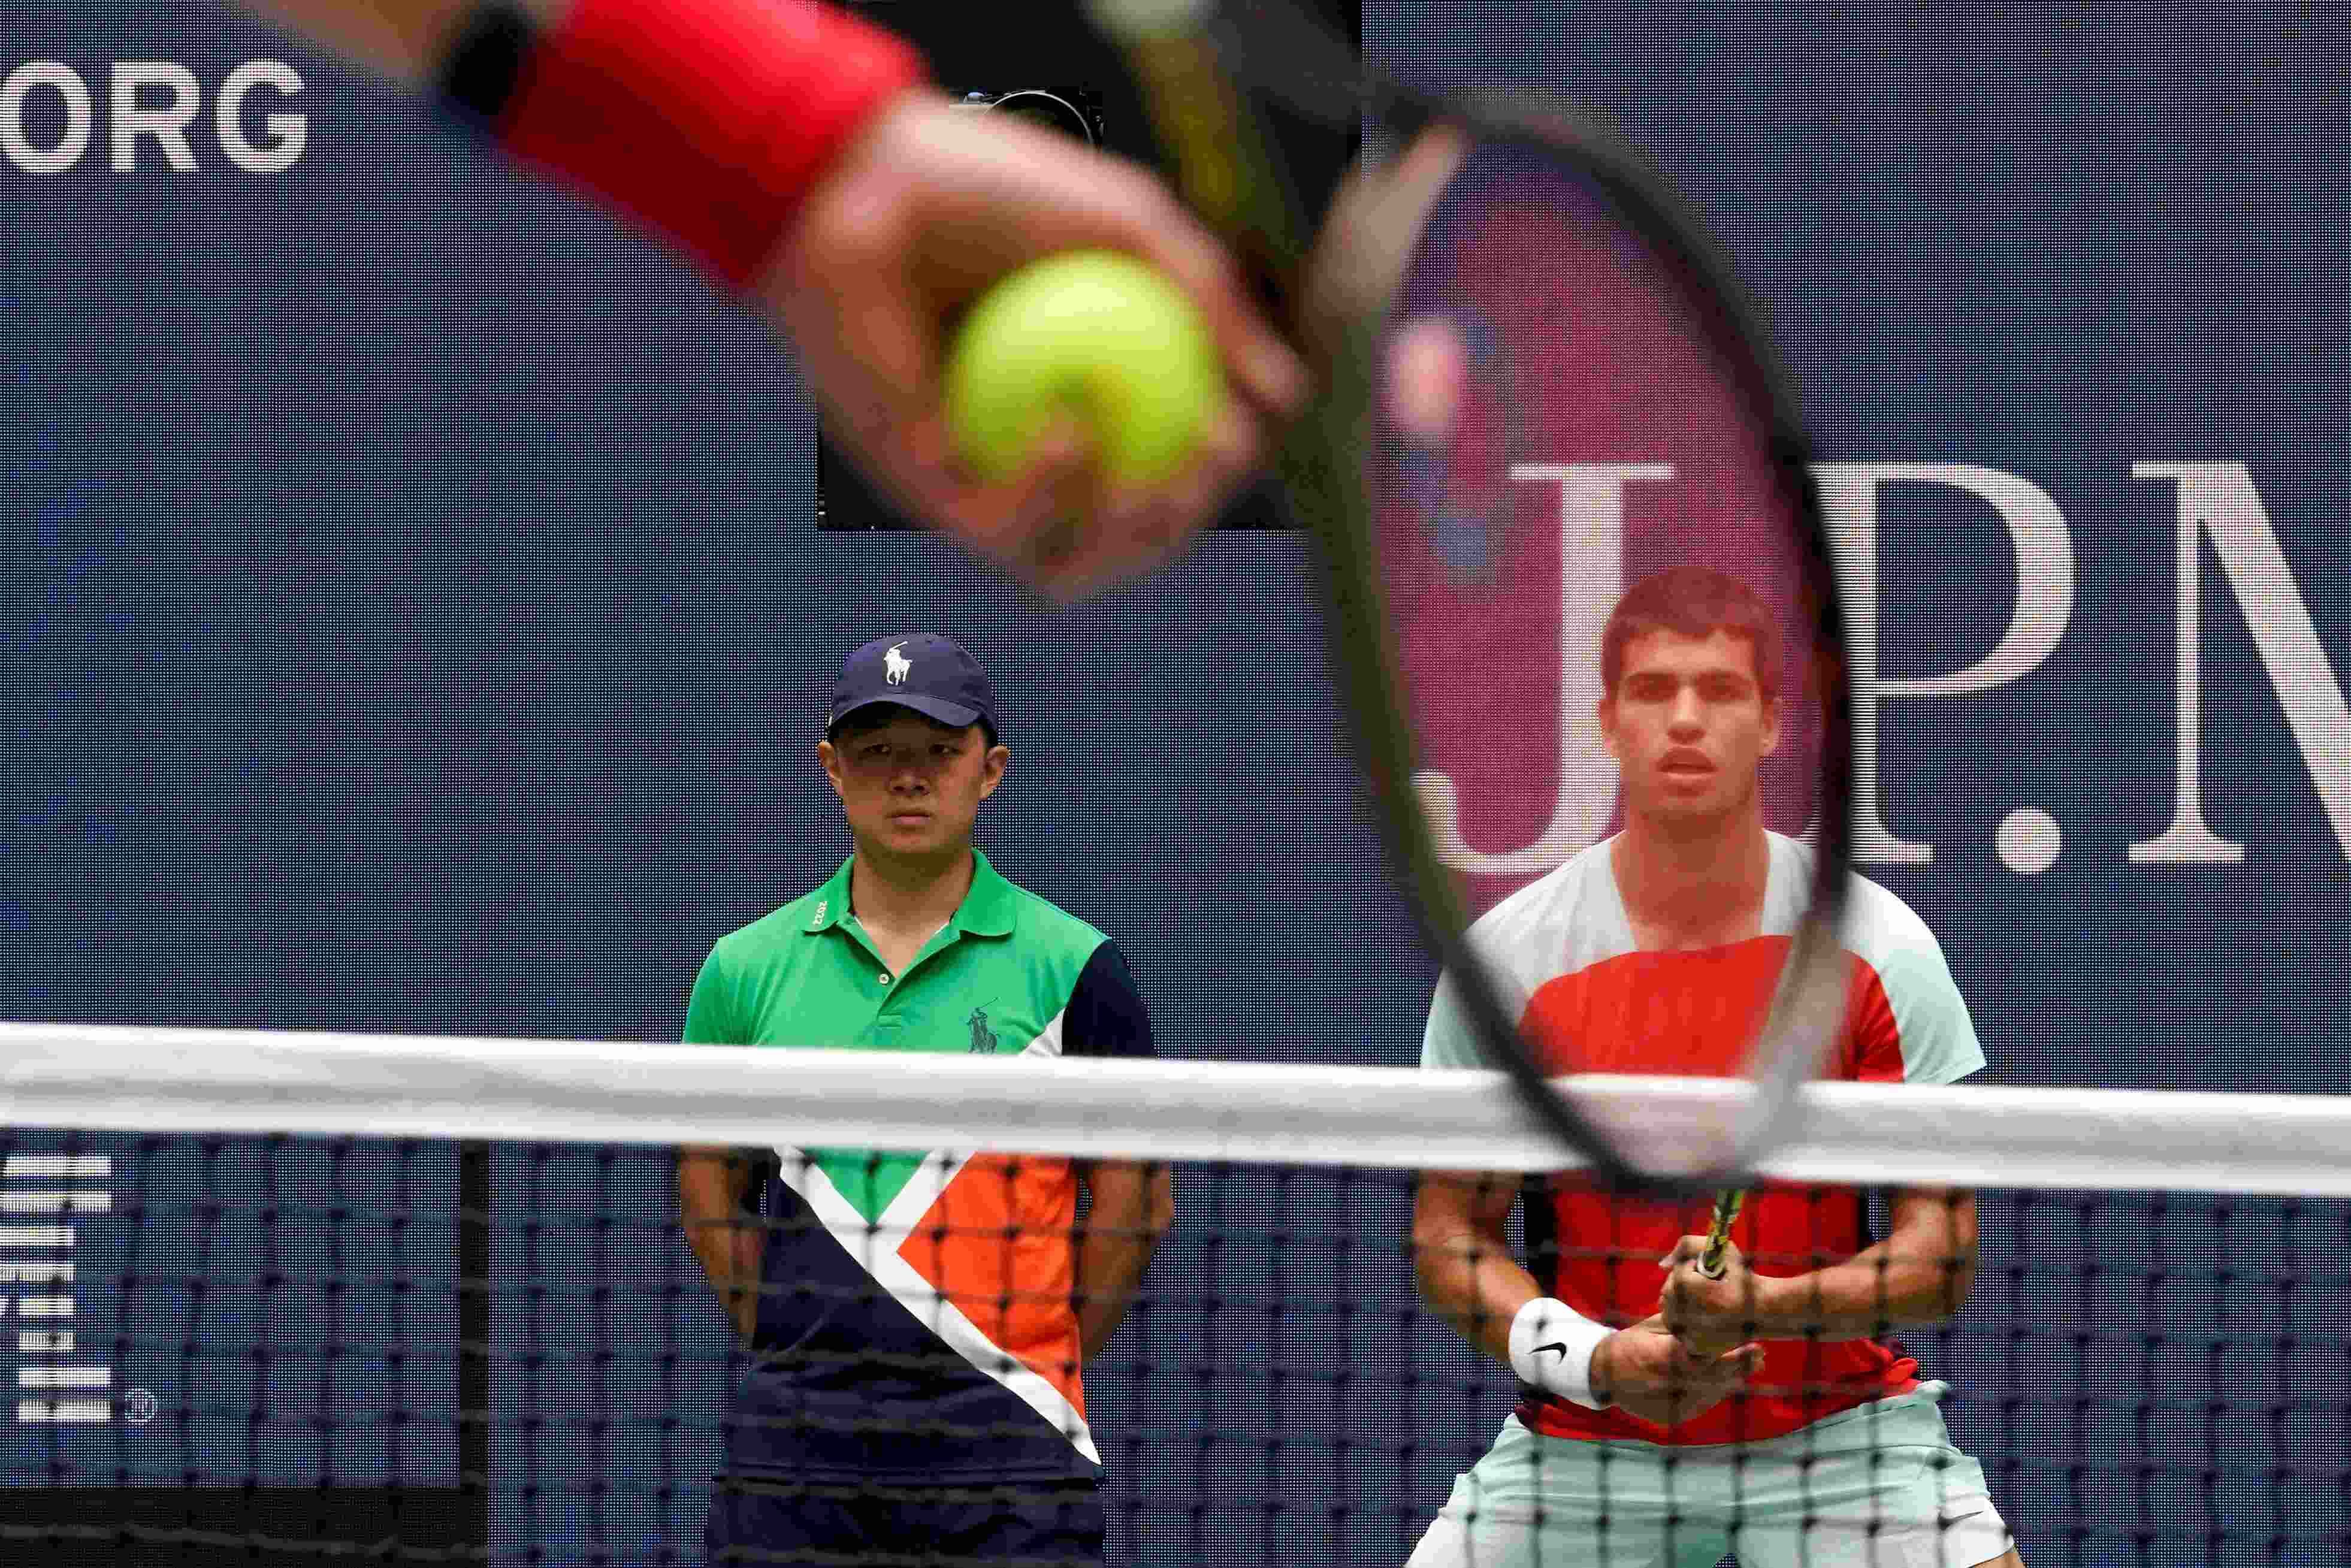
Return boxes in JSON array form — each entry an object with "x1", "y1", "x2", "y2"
[{"x1": 682, "y1": 848, "x2": 1152, "y2": 1221}]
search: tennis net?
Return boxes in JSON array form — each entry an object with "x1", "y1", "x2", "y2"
[{"x1": 0, "y1": 1020, "x2": 2345, "y2": 1565}]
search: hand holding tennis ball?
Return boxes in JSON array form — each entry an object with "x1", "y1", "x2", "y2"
[{"x1": 944, "y1": 251, "x2": 1231, "y2": 489}]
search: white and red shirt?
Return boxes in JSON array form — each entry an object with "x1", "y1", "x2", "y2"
[{"x1": 1422, "y1": 831, "x2": 1984, "y2": 1446}]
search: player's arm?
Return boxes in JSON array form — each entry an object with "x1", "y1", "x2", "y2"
[
  {"x1": 229, "y1": 0, "x2": 1306, "y2": 596},
  {"x1": 1071, "y1": 1158, "x2": 1174, "y2": 1359},
  {"x1": 1661, "y1": 1185, "x2": 1979, "y2": 1353},
  {"x1": 674, "y1": 947, "x2": 767, "y2": 1343},
  {"x1": 1409, "y1": 1165, "x2": 1534, "y2": 1362},
  {"x1": 1410, "y1": 1170, "x2": 1758, "y2": 1428},
  {"x1": 1062, "y1": 941, "x2": 1174, "y2": 1359},
  {"x1": 678, "y1": 1145, "x2": 767, "y2": 1343}
]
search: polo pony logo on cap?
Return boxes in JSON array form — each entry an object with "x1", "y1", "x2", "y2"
[{"x1": 883, "y1": 643, "x2": 912, "y2": 686}]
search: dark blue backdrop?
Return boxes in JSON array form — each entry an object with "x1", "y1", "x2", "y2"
[{"x1": 4, "y1": 2, "x2": 2345, "y2": 1563}]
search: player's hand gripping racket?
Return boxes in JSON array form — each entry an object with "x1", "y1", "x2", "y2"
[{"x1": 1088, "y1": 0, "x2": 1853, "y2": 1193}]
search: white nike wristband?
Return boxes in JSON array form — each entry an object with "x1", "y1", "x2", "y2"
[{"x1": 1507, "y1": 1296, "x2": 1612, "y2": 1410}]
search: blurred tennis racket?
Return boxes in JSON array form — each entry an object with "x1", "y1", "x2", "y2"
[{"x1": 1087, "y1": 0, "x2": 1851, "y2": 1193}]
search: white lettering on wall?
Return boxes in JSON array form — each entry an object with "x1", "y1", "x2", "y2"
[
  {"x1": 1, "y1": 61, "x2": 305, "y2": 174},
  {"x1": 2129, "y1": 462, "x2": 2351, "y2": 863},
  {"x1": 1411, "y1": 464, "x2": 1670, "y2": 877},
  {"x1": 2, "y1": 1154, "x2": 114, "y2": 1424},
  {"x1": 0, "y1": 62, "x2": 93, "y2": 175},
  {"x1": 1410, "y1": 460, "x2": 2347, "y2": 878},
  {"x1": 1814, "y1": 464, "x2": 2075, "y2": 866},
  {"x1": 217, "y1": 58, "x2": 307, "y2": 174},
  {"x1": 111, "y1": 61, "x2": 201, "y2": 173}
]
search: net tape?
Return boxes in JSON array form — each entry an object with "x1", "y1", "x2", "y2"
[{"x1": 2, "y1": 1021, "x2": 2345, "y2": 1195}]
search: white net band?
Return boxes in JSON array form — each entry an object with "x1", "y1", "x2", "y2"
[{"x1": 2, "y1": 1020, "x2": 2345, "y2": 1195}]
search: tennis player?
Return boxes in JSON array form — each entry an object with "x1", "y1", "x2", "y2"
[
  {"x1": 677, "y1": 633, "x2": 1171, "y2": 1564},
  {"x1": 1406, "y1": 566, "x2": 2022, "y2": 1567},
  {"x1": 234, "y1": 0, "x2": 1307, "y2": 596}
]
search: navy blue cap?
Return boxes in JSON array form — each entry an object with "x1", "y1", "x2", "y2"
[{"x1": 826, "y1": 634, "x2": 999, "y2": 738}]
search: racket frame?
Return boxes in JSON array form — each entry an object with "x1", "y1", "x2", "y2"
[{"x1": 1091, "y1": 0, "x2": 1855, "y2": 1195}]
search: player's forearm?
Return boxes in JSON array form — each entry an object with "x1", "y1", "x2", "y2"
[
  {"x1": 1072, "y1": 1168, "x2": 1174, "y2": 1359},
  {"x1": 1749, "y1": 1235, "x2": 1977, "y2": 1342},
  {"x1": 235, "y1": 0, "x2": 543, "y2": 87},
  {"x1": 1412, "y1": 1222, "x2": 1544, "y2": 1365},
  {"x1": 676, "y1": 1146, "x2": 760, "y2": 1315},
  {"x1": 1071, "y1": 1226, "x2": 1161, "y2": 1360}
]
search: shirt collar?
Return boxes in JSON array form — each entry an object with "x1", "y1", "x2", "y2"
[
  {"x1": 802, "y1": 850, "x2": 1016, "y2": 938},
  {"x1": 954, "y1": 849, "x2": 1017, "y2": 937},
  {"x1": 803, "y1": 857, "x2": 857, "y2": 932}
]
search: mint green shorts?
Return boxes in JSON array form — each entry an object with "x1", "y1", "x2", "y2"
[{"x1": 1404, "y1": 1384, "x2": 2013, "y2": 1568}]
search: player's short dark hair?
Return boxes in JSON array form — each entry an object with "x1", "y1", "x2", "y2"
[
  {"x1": 1600, "y1": 566, "x2": 1779, "y2": 700},
  {"x1": 825, "y1": 705, "x2": 998, "y2": 747}
]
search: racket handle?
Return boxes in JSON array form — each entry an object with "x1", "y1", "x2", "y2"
[{"x1": 1695, "y1": 1189, "x2": 1746, "y2": 1280}]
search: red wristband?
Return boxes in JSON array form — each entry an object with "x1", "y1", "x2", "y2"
[{"x1": 497, "y1": 0, "x2": 928, "y2": 289}]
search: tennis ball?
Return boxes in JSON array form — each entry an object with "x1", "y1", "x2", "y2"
[{"x1": 944, "y1": 251, "x2": 1227, "y2": 488}]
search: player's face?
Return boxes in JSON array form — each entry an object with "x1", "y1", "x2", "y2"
[
  {"x1": 820, "y1": 711, "x2": 1007, "y2": 864},
  {"x1": 1599, "y1": 628, "x2": 1779, "y2": 826}
]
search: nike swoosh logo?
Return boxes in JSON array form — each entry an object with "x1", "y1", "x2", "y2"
[{"x1": 1531, "y1": 1342, "x2": 1572, "y2": 1360}]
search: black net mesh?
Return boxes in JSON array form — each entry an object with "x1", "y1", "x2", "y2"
[{"x1": 2, "y1": 1128, "x2": 2344, "y2": 1564}]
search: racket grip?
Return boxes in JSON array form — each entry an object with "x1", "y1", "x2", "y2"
[{"x1": 1695, "y1": 1189, "x2": 1746, "y2": 1279}]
